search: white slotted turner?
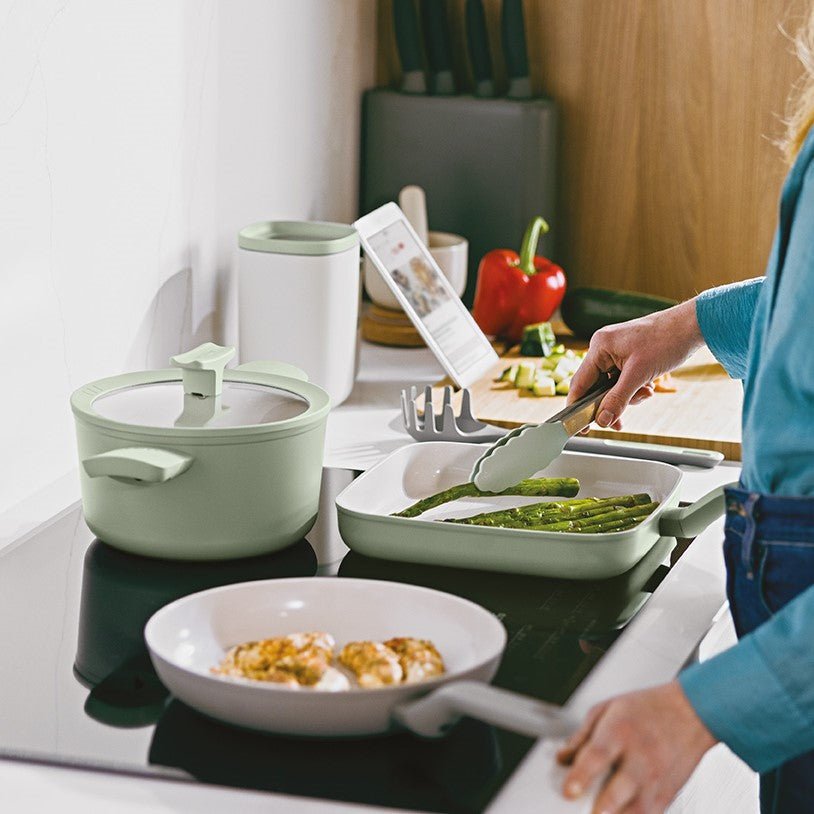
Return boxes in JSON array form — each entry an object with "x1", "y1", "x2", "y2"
[
  {"x1": 400, "y1": 385, "x2": 507, "y2": 442},
  {"x1": 399, "y1": 379, "x2": 724, "y2": 467}
]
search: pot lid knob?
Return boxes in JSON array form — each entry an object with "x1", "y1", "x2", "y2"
[{"x1": 171, "y1": 343, "x2": 236, "y2": 398}]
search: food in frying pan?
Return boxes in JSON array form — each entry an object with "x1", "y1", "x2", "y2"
[
  {"x1": 264, "y1": 655, "x2": 350, "y2": 690},
  {"x1": 213, "y1": 633, "x2": 446, "y2": 690},
  {"x1": 442, "y1": 493, "x2": 658, "y2": 533},
  {"x1": 212, "y1": 632, "x2": 349, "y2": 689},
  {"x1": 392, "y1": 477, "x2": 580, "y2": 518},
  {"x1": 384, "y1": 637, "x2": 446, "y2": 683},
  {"x1": 339, "y1": 641, "x2": 404, "y2": 688}
]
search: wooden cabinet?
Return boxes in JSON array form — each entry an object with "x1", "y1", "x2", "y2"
[{"x1": 376, "y1": 0, "x2": 806, "y2": 301}]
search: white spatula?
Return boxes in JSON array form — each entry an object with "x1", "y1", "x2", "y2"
[{"x1": 398, "y1": 185, "x2": 429, "y2": 246}]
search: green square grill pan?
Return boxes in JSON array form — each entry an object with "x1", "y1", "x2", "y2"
[{"x1": 336, "y1": 442, "x2": 728, "y2": 580}]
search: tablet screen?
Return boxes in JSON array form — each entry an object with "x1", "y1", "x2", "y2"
[{"x1": 366, "y1": 220, "x2": 496, "y2": 381}]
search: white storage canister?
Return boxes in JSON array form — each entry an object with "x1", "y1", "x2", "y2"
[{"x1": 238, "y1": 221, "x2": 360, "y2": 406}]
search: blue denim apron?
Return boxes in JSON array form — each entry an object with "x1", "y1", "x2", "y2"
[{"x1": 724, "y1": 487, "x2": 814, "y2": 814}]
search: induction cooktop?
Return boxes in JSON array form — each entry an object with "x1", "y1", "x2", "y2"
[{"x1": 0, "y1": 468, "x2": 688, "y2": 814}]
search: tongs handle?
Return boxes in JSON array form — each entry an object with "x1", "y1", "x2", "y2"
[{"x1": 545, "y1": 368, "x2": 621, "y2": 436}]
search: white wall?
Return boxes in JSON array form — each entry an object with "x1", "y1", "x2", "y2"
[{"x1": 0, "y1": 0, "x2": 376, "y2": 517}]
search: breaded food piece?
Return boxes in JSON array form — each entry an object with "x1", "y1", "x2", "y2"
[
  {"x1": 213, "y1": 632, "x2": 335, "y2": 683},
  {"x1": 384, "y1": 637, "x2": 446, "y2": 683},
  {"x1": 339, "y1": 641, "x2": 404, "y2": 688},
  {"x1": 274, "y1": 655, "x2": 350, "y2": 691}
]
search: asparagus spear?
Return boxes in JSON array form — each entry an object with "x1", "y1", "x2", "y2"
[
  {"x1": 392, "y1": 477, "x2": 580, "y2": 519},
  {"x1": 443, "y1": 494, "x2": 652, "y2": 528},
  {"x1": 530, "y1": 501, "x2": 659, "y2": 532},
  {"x1": 573, "y1": 516, "x2": 645, "y2": 534},
  {"x1": 443, "y1": 498, "x2": 598, "y2": 527}
]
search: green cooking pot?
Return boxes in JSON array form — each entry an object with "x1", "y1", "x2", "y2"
[{"x1": 70, "y1": 343, "x2": 330, "y2": 560}]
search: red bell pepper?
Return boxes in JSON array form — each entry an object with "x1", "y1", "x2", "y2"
[{"x1": 471, "y1": 216, "x2": 566, "y2": 343}]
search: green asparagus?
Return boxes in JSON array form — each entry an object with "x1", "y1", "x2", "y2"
[
  {"x1": 443, "y1": 494, "x2": 652, "y2": 528},
  {"x1": 529, "y1": 501, "x2": 659, "y2": 532},
  {"x1": 572, "y1": 517, "x2": 645, "y2": 534},
  {"x1": 392, "y1": 477, "x2": 580, "y2": 519}
]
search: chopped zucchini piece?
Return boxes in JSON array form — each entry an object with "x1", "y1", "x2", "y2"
[
  {"x1": 519, "y1": 321, "x2": 556, "y2": 357},
  {"x1": 515, "y1": 361, "x2": 537, "y2": 390},
  {"x1": 551, "y1": 361, "x2": 571, "y2": 383},
  {"x1": 555, "y1": 377, "x2": 572, "y2": 395},
  {"x1": 495, "y1": 364, "x2": 519, "y2": 384},
  {"x1": 552, "y1": 357, "x2": 580, "y2": 381},
  {"x1": 532, "y1": 375, "x2": 556, "y2": 397}
]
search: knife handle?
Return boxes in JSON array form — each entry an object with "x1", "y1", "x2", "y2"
[
  {"x1": 393, "y1": 0, "x2": 427, "y2": 93},
  {"x1": 501, "y1": 0, "x2": 529, "y2": 81},
  {"x1": 465, "y1": 0, "x2": 494, "y2": 97},
  {"x1": 421, "y1": 0, "x2": 455, "y2": 95},
  {"x1": 546, "y1": 368, "x2": 621, "y2": 436}
]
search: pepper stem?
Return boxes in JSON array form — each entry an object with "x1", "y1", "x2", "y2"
[{"x1": 518, "y1": 216, "x2": 550, "y2": 275}]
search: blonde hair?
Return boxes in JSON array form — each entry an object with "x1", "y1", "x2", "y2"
[{"x1": 784, "y1": 9, "x2": 814, "y2": 162}]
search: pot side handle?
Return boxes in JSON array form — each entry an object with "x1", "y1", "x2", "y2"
[
  {"x1": 235, "y1": 360, "x2": 309, "y2": 382},
  {"x1": 393, "y1": 680, "x2": 578, "y2": 739},
  {"x1": 83, "y1": 448, "x2": 193, "y2": 484},
  {"x1": 658, "y1": 482, "x2": 736, "y2": 539}
]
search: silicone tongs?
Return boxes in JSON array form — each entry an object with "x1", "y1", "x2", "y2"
[{"x1": 470, "y1": 369, "x2": 621, "y2": 491}]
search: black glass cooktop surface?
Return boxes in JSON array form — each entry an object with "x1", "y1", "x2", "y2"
[{"x1": 0, "y1": 468, "x2": 684, "y2": 813}]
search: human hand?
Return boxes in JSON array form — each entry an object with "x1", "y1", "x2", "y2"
[
  {"x1": 556, "y1": 682, "x2": 717, "y2": 814},
  {"x1": 567, "y1": 300, "x2": 704, "y2": 430}
]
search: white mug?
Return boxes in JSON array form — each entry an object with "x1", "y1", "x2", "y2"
[{"x1": 364, "y1": 230, "x2": 468, "y2": 311}]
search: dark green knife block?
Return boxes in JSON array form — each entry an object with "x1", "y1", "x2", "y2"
[{"x1": 360, "y1": 88, "x2": 558, "y2": 306}]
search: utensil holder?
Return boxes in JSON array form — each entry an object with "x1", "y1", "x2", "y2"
[{"x1": 360, "y1": 89, "x2": 557, "y2": 306}]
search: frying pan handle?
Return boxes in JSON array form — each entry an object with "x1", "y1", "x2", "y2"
[
  {"x1": 658, "y1": 482, "x2": 735, "y2": 538},
  {"x1": 393, "y1": 680, "x2": 578, "y2": 740}
]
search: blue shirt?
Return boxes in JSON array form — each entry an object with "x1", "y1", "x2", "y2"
[{"x1": 678, "y1": 132, "x2": 814, "y2": 772}]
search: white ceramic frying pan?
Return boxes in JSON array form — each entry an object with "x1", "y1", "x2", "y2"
[{"x1": 145, "y1": 577, "x2": 577, "y2": 739}]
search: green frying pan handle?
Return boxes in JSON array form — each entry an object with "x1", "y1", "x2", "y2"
[
  {"x1": 83, "y1": 448, "x2": 193, "y2": 484},
  {"x1": 658, "y1": 482, "x2": 735, "y2": 538},
  {"x1": 235, "y1": 360, "x2": 309, "y2": 382}
]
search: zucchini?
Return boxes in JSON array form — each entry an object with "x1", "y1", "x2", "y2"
[
  {"x1": 496, "y1": 364, "x2": 519, "y2": 384},
  {"x1": 519, "y1": 321, "x2": 556, "y2": 357},
  {"x1": 532, "y1": 375, "x2": 556, "y2": 397},
  {"x1": 560, "y1": 287, "x2": 677, "y2": 338},
  {"x1": 515, "y1": 362, "x2": 536, "y2": 390}
]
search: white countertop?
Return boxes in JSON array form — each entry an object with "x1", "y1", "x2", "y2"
[{"x1": 0, "y1": 341, "x2": 744, "y2": 813}]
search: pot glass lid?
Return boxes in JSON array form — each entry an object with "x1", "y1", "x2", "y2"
[{"x1": 92, "y1": 381, "x2": 309, "y2": 429}]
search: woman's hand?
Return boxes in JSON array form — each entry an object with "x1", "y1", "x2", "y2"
[
  {"x1": 567, "y1": 300, "x2": 705, "y2": 430},
  {"x1": 557, "y1": 682, "x2": 717, "y2": 814}
]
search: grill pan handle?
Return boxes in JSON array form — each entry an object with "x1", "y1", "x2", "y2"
[
  {"x1": 658, "y1": 482, "x2": 735, "y2": 538},
  {"x1": 393, "y1": 680, "x2": 578, "y2": 740}
]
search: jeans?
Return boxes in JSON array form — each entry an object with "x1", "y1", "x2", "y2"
[{"x1": 724, "y1": 487, "x2": 814, "y2": 814}]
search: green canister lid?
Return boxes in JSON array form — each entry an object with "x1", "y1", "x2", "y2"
[{"x1": 238, "y1": 220, "x2": 359, "y2": 256}]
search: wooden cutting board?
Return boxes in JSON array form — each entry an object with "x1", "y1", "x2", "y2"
[{"x1": 428, "y1": 345, "x2": 743, "y2": 460}]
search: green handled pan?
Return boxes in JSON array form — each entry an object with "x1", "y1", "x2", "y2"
[{"x1": 337, "y1": 442, "x2": 728, "y2": 579}]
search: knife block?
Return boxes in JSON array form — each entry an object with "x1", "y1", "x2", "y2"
[{"x1": 360, "y1": 89, "x2": 558, "y2": 306}]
